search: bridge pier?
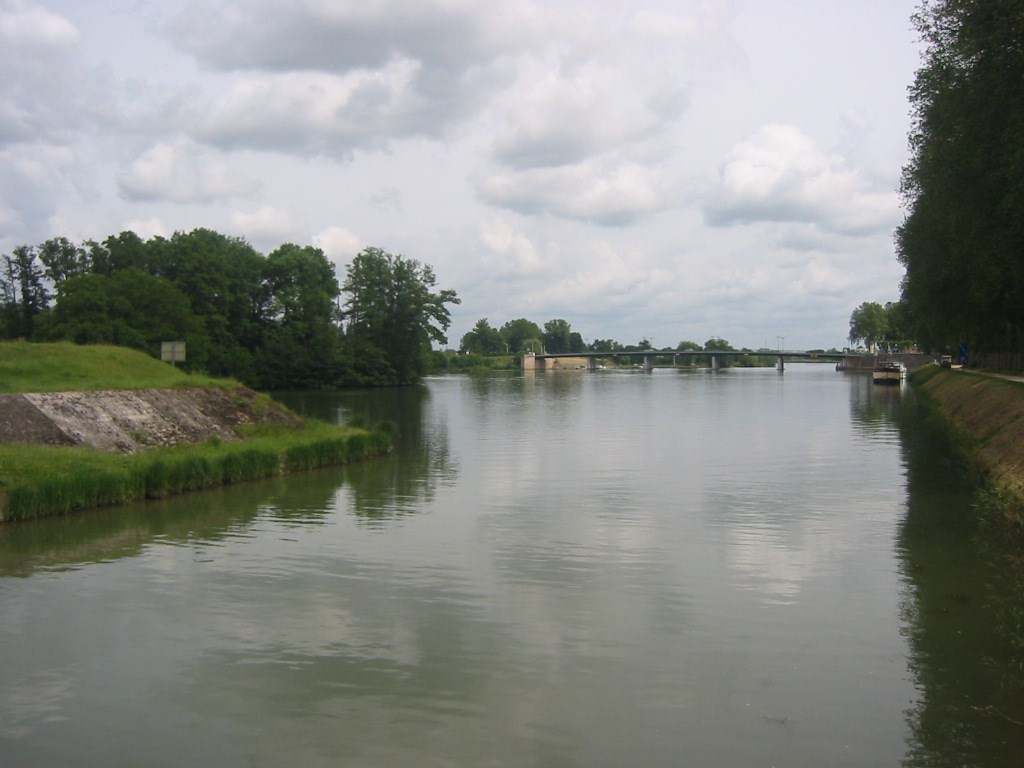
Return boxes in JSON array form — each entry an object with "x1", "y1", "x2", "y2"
[
  {"x1": 776, "y1": 355, "x2": 785, "y2": 374},
  {"x1": 522, "y1": 352, "x2": 545, "y2": 372},
  {"x1": 711, "y1": 355, "x2": 720, "y2": 371},
  {"x1": 643, "y1": 355, "x2": 653, "y2": 373}
]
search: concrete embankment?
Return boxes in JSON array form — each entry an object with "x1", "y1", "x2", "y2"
[
  {"x1": 912, "y1": 366, "x2": 1024, "y2": 509},
  {"x1": 0, "y1": 386, "x2": 301, "y2": 453}
]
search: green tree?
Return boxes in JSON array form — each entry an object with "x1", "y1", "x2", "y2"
[
  {"x1": 257, "y1": 244, "x2": 341, "y2": 389},
  {"x1": 38, "y1": 237, "x2": 90, "y2": 288},
  {"x1": 897, "y1": 0, "x2": 1024, "y2": 354},
  {"x1": 589, "y1": 338, "x2": 622, "y2": 353},
  {"x1": 460, "y1": 318, "x2": 504, "y2": 354},
  {"x1": 341, "y1": 247, "x2": 459, "y2": 386},
  {"x1": 47, "y1": 269, "x2": 206, "y2": 360},
  {"x1": 96, "y1": 231, "x2": 151, "y2": 275},
  {"x1": 1, "y1": 245, "x2": 50, "y2": 339},
  {"x1": 499, "y1": 318, "x2": 543, "y2": 354},
  {"x1": 543, "y1": 318, "x2": 573, "y2": 353},
  {"x1": 152, "y1": 229, "x2": 266, "y2": 380},
  {"x1": 703, "y1": 337, "x2": 734, "y2": 352},
  {"x1": 848, "y1": 301, "x2": 890, "y2": 350}
]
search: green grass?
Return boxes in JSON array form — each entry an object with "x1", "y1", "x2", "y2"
[
  {"x1": 0, "y1": 340, "x2": 231, "y2": 393},
  {"x1": 0, "y1": 420, "x2": 391, "y2": 522}
]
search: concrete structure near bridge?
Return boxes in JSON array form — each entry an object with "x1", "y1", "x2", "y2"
[{"x1": 521, "y1": 350, "x2": 938, "y2": 374}]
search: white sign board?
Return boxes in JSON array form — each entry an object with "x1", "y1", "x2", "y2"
[{"x1": 161, "y1": 341, "x2": 186, "y2": 365}]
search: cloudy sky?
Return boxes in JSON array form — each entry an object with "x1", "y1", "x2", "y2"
[{"x1": 1, "y1": 0, "x2": 921, "y2": 350}]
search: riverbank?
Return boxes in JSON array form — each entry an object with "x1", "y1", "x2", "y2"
[
  {"x1": 911, "y1": 365, "x2": 1024, "y2": 525},
  {"x1": 0, "y1": 342, "x2": 391, "y2": 522}
]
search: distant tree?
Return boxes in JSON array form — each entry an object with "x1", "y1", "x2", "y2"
[
  {"x1": 568, "y1": 331, "x2": 585, "y2": 353},
  {"x1": 703, "y1": 337, "x2": 734, "y2": 351},
  {"x1": 848, "y1": 301, "x2": 890, "y2": 350},
  {"x1": 542, "y1": 318, "x2": 573, "y2": 353},
  {"x1": 500, "y1": 318, "x2": 543, "y2": 353},
  {"x1": 589, "y1": 338, "x2": 622, "y2": 353},
  {"x1": 341, "y1": 247, "x2": 459, "y2": 386},
  {"x1": 676, "y1": 340, "x2": 702, "y2": 352},
  {"x1": 460, "y1": 318, "x2": 504, "y2": 354}
]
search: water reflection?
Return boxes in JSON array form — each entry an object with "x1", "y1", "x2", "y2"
[
  {"x1": 896, "y1": 394, "x2": 1024, "y2": 767},
  {"x1": 0, "y1": 471, "x2": 347, "y2": 577},
  {"x1": 275, "y1": 386, "x2": 457, "y2": 525}
]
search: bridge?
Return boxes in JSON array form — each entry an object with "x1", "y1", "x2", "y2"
[{"x1": 522, "y1": 349, "x2": 852, "y2": 374}]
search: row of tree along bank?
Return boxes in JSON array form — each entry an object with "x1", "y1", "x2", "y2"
[
  {"x1": 911, "y1": 365, "x2": 1024, "y2": 531},
  {"x1": 1, "y1": 231, "x2": 459, "y2": 389},
  {"x1": 457, "y1": 317, "x2": 821, "y2": 363},
  {"x1": 847, "y1": 1, "x2": 1024, "y2": 369}
]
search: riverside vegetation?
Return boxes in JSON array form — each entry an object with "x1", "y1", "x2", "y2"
[
  {"x1": 911, "y1": 365, "x2": 1024, "y2": 533},
  {"x1": 0, "y1": 342, "x2": 391, "y2": 522}
]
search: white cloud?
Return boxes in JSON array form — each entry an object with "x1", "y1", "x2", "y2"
[
  {"x1": 478, "y1": 217, "x2": 543, "y2": 276},
  {"x1": 189, "y1": 62, "x2": 431, "y2": 158},
  {"x1": 229, "y1": 205, "x2": 304, "y2": 248},
  {"x1": 479, "y1": 159, "x2": 671, "y2": 226},
  {"x1": 0, "y1": 2, "x2": 81, "y2": 146},
  {"x1": 0, "y1": 2, "x2": 78, "y2": 48},
  {"x1": 313, "y1": 225, "x2": 362, "y2": 265},
  {"x1": 164, "y1": 0, "x2": 540, "y2": 156},
  {"x1": 705, "y1": 124, "x2": 900, "y2": 237},
  {"x1": 0, "y1": 141, "x2": 75, "y2": 241},
  {"x1": 117, "y1": 137, "x2": 259, "y2": 204},
  {"x1": 490, "y1": 57, "x2": 687, "y2": 170},
  {"x1": 120, "y1": 217, "x2": 168, "y2": 241}
]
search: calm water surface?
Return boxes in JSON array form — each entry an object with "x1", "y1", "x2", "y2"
[{"x1": 2, "y1": 365, "x2": 1023, "y2": 767}]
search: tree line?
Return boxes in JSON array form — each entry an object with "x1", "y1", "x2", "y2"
[
  {"x1": 460, "y1": 317, "x2": 765, "y2": 360},
  {"x1": 894, "y1": 0, "x2": 1023, "y2": 360},
  {"x1": 1, "y1": 229, "x2": 459, "y2": 389}
]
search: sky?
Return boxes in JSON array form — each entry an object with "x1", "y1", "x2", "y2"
[{"x1": 0, "y1": 0, "x2": 923, "y2": 351}]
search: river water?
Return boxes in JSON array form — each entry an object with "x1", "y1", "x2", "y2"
[{"x1": 1, "y1": 365, "x2": 1022, "y2": 767}]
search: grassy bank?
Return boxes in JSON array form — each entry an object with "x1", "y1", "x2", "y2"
[
  {"x1": 0, "y1": 342, "x2": 391, "y2": 521},
  {"x1": 0, "y1": 422, "x2": 390, "y2": 522},
  {"x1": 911, "y1": 365, "x2": 1024, "y2": 527},
  {"x1": 0, "y1": 340, "x2": 230, "y2": 392}
]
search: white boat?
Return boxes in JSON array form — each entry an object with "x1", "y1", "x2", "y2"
[{"x1": 872, "y1": 360, "x2": 906, "y2": 384}]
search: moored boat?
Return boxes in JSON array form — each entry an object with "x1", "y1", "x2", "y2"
[{"x1": 872, "y1": 360, "x2": 906, "y2": 384}]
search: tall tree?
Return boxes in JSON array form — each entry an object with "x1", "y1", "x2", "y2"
[
  {"x1": 897, "y1": 0, "x2": 1024, "y2": 354},
  {"x1": 341, "y1": 247, "x2": 459, "y2": 386},
  {"x1": 258, "y1": 244, "x2": 341, "y2": 389},
  {"x1": 38, "y1": 237, "x2": 90, "y2": 288},
  {"x1": 152, "y1": 229, "x2": 266, "y2": 380},
  {"x1": 460, "y1": 318, "x2": 503, "y2": 354},
  {"x1": 499, "y1": 318, "x2": 543, "y2": 353},
  {"x1": 1, "y1": 245, "x2": 50, "y2": 339},
  {"x1": 543, "y1": 318, "x2": 572, "y2": 353},
  {"x1": 848, "y1": 301, "x2": 890, "y2": 350}
]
